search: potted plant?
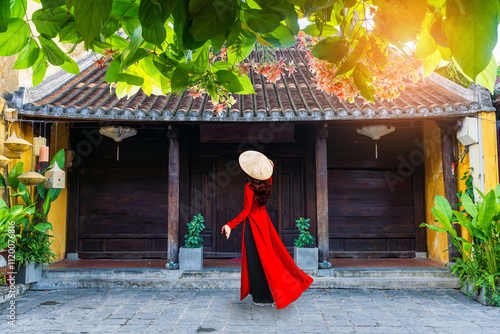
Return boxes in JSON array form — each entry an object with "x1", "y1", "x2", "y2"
[
  {"x1": 420, "y1": 178, "x2": 500, "y2": 306},
  {"x1": 0, "y1": 199, "x2": 36, "y2": 278},
  {"x1": 0, "y1": 150, "x2": 65, "y2": 284},
  {"x1": 293, "y1": 217, "x2": 318, "y2": 270},
  {"x1": 179, "y1": 214, "x2": 205, "y2": 270}
]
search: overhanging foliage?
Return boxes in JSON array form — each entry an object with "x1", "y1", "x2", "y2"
[{"x1": 0, "y1": 0, "x2": 498, "y2": 105}]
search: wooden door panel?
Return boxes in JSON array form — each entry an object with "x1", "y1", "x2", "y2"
[
  {"x1": 215, "y1": 153, "x2": 248, "y2": 254},
  {"x1": 180, "y1": 157, "x2": 216, "y2": 252},
  {"x1": 187, "y1": 150, "x2": 305, "y2": 257},
  {"x1": 78, "y1": 167, "x2": 168, "y2": 259},
  {"x1": 328, "y1": 169, "x2": 416, "y2": 258},
  {"x1": 279, "y1": 156, "x2": 304, "y2": 248}
]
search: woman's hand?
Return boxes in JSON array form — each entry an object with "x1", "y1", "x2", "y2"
[{"x1": 221, "y1": 224, "x2": 231, "y2": 239}]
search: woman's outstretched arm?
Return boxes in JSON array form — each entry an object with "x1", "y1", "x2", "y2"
[{"x1": 221, "y1": 184, "x2": 254, "y2": 239}]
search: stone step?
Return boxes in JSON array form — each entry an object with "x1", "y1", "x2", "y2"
[
  {"x1": 42, "y1": 268, "x2": 241, "y2": 279},
  {"x1": 31, "y1": 276, "x2": 460, "y2": 290},
  {"x1": 316, "y1": 267, "x2": 453, "y2": 278},
  {"x1": 311, "y1": 277, "x2": 461, "y2": 289},
  {"x1": 32, "y1": 268, "x2": 460, "y2": 291},
  {"x1": 42, "y1": 267, "x2": 452, "y2": 279}
]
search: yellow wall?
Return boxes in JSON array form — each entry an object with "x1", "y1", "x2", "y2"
[
  {"x1": 423, "y1": 121, "x2": 449, "y2": 262},
  {"x1": 480, "y1": 112, "x2": 499, "y2": 192},
  {"x1": 0, "y1": 118, "x2": 69, "y2": 262},
  {"x1": 424, "y1": 112, "x2": 499, "y2": 262},
  {"x1": 47, "y1": 123, "x2": 69, "y2": 262}
]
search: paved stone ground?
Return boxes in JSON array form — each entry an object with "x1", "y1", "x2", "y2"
[{"x1": 1, "y1": 288, "x2": 499, "y2": 333}]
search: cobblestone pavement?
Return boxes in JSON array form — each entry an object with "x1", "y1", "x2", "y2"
[{"x1": 1, "y1": 288, "x2": 500, "y2": 333}]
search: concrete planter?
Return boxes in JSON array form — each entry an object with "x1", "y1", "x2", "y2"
[
  {"x1": 179, "y1": 246, "x2": 203, "y2": 271},
  {"x1": 16, "y1": 261, "x2": 42, "y2": 284},
  {"x1": 294, "y1": 246, "x2": 318, "y2": 270},
  {"x1": 461, "y1": 282, "x2": 496, "y2": 306}
]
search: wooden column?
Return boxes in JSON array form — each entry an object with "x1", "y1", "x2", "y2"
[
  {"x1": 66, "y1": 165, "x2": 79, "y2": 255},
  {"x1": 167, "y1": 125, "x2": 180, "y2": 262},
  {"x1": 437, "y1": 120, "x2": 461, "y2": 260},
  {"x1": 316, "y1": 124, "x2": 329, "y2": 262},
  {"x1": 305, "y1": 125, "x2": 317, "y2": 240}
]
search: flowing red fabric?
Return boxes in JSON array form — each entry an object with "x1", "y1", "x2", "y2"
[{"x1": 227, "y1": 180, "x2": 313, "y2": 309}]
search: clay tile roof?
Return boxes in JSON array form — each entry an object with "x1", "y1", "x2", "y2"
[{"x1": 14, "y1": 46, "x2": 494, "y2": 122}]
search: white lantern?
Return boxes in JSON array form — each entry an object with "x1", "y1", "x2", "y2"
[
  {"x1": 99, "y1": 126, "x2": 137, "y2": 161},
  {"x1": 356, "y1": 125, "x2": 396, "y2": 159}
]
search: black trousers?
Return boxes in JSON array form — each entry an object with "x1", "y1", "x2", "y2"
[{"x1": 245, "y1": 221, "x2": 274, "y2": 303}]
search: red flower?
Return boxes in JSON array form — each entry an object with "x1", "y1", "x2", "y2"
[
  {"x1": 189, "y1": 88, "x2": 204, "y2": 99},
  {"x1": 214, "y1": 103, "x2": 226, "y2": 115},
  {"x1": 102, "y1": 49, "x2": 118, "y2": 59},
  {"x1": 93, "y1": 58, "x2": 106, "y2": 68}
]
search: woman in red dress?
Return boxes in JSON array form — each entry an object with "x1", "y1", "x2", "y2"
[{"x1": 221, "y1": 151, "x2": 313, "y2": 309}]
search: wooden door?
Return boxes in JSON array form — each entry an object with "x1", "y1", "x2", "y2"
[
  {"x1": 326, "y1": 123, "x2": 425, "y2": 258},
  {"x1": 186, "y1": 151, "x2": 304, "y2": 257},
  {"x1": 328, "y1": 169, "x2": 416, "y2": 258},
  {"x1": 74, "y1": 126, "x2": 169, "y2": 259}
]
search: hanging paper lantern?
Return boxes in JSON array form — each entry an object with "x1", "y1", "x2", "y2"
[
  {"x1": 0, "y1": 155, "x2": 10, "y2": 168},
  {"x1": 39, "y1": 145, "x2": 49, "y2": 162},
  {"x1": 4, "y1": 131, "x2": 32, "y2": 154},
  {"x1": 33, "y1": 137, "x2": 46, "y2": 157},
  {"x1": 99, "y1": 126, "x2": 137, "y2": 161},
  {"x1": 17, "y1": 171, "x2": 45, "y2": 186},
  {"x1": 356, "y1": 125, "x2": 395, "y2": 159},
  {"x1": 44, "y1": 163, "x2": 65, "y2": 189}
]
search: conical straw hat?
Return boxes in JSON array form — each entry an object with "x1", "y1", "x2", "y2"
[{"x1": 238, "y1": 150, "x2": 273, "y2": 180}]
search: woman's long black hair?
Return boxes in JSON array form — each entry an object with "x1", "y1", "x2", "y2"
[{"x1": 248, "y1": 176, "x2": 272, "y2": 206}]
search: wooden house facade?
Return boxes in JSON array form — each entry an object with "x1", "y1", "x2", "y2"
[{"x1": 8, "y1": 47, "x2": 498, "y2": 264}]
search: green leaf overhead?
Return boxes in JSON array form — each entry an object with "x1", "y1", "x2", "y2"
[
  {"x1": 216, "y1": 70, "x2": 244, "y2": 92},
  {"x1": 0, "y1": 18, "x2": 29, "y2": 56},
  {"x1": 13, "y1": 38, "x2": 40, "y2": 70},
  {"x1": 10, "y1": 0, "x2": 26, "y2": 19},
  {"x1": 32, "y1": 54, "x2": 48, "y2": 86},
  {"x1": 74, "y1": 0, "x2": 113, "y2": 48},
  {"x1": 444, "y1": 0, "x2": 500, "y2": 82},
  {"x1": 138, "y1": 0, "x2": 172, "y2": 49},
  {"x1": 0, "y1": 0, "x2": 498, "y2": 103},
  {"x1": 41, "y1": 0, "x2": 66, "y2": 8},
  {"x1": 352, "y1": 62, "x2": 375, "y2": 102},
  {"x1": 416, "y1": 27, "x2": 437, "y2": 61},
  {"x1": 473, "y1": 55, "x2": 497, "y2": 93},
  {"x1": 311, "y1": 36, "x2": 348, "y2": 64},
  {"x1": 32, "y1": 7, "x2": 71, "y2": 38},
  {"x1": 39, "y1": 36, "x2": 68, "y2": 66},
  {"x1": 243, "y1": 9, "x2": 281, "y2": 33},
  {"x1": 61, "y1": 57, "x2": 80, "y2": 75},
  {"x1": 189, "y1": 0, "x2": 238, "y2": 41},
  {"x1": 171, "y1": 46, "x2": 209, "y2": 92},
  {"x1": 59, "y1": 22, "x2": 83, "y2": 44},
  {"x1": 303, "y1": 23, "x2": 338, "y2": 37},
  {"x1": 0, "y1": 0, "x2": 9, "y2": 33}
]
